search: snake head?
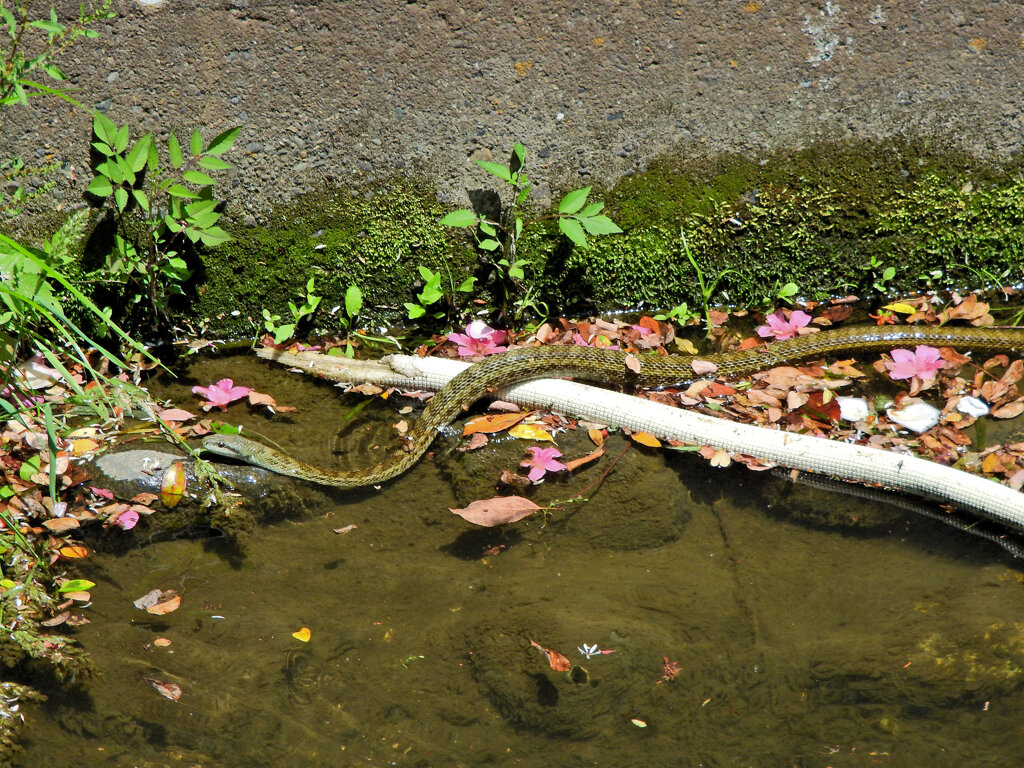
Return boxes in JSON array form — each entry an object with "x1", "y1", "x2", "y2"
[{"x1": 201, "y1": 433, "x2": 247, "y2": 460}]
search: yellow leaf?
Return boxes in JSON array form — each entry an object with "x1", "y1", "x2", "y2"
[
  {"x1": 587, "y1": 428, "x2": 605, "y2": 447},
  {"x1": 675, "y1": 338, "x2": 699, "y2": 355},
  {"x1": 631, "y1": 431, "x2": 661, "y2": 448},
  {"x1": 710, "y1": 449, "x2": 732, "y2": 468},
  {"x1": 508, "y1": 424, "x2": 555, "y2": 442},
  {"x1": 70, "y1": 438, "x2": 101, "y2": 456},
  {"x1": 160, "y1": 462, "x2": 186, "y2": 509},
  {"x1": 882, "y1": 302, "x2": 918, "y2": 315},
  {"x1": 292, "y1": 627, "x2": 311, "y2": 642},
  {"x1": 59, "y1": 546, "x2": 88, "y2": 559}
]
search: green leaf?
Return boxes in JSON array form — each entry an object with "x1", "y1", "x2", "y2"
[
  {"x1": 168, "y1": 132, "x2": 182, "y2": 169},
  {"x1": 416, "y1": 265, "x2": 436, "y2": 281},
  {"x1": 114, "y1": 125, "x2": 130, "y2": 155},
  {"x1": 479, "y1": 221, "x2": 497, "y2": 237},
  {"x1": 126, "y1": 133, "x2": 152, "y2": 173},
  {"x1": 474, "y1": 159, "x2": 512, "y2": 183},
  {"x1": 43, "y1": 63, "x2": 65, "y2": 81},
  {"x1": 197, "y1": 226, "x2": 231, "y2": 247},
  {"x1": 405, "y1": 303, "x2": 425, "y2": 319},
  {"x1": 273, "y1": 324, "x2": 295, "y2": 344},
  {"x1": 163, "y1": 214, "x2": 182, "y2": 233},
  {"x1": 478, "y1": 238, "x2": 500, "y2": 252},
  {"x1": 182, "y1": 170, "x2": 215, "y2": 186},
  {"x1": 197, "y1": 155, "x2": 232, "y2": 171},
  {"x1": 28, "y1": 19, "x2": 64, "y2": 35},
  {"x1": 558, "y1": 217, "x2": 588, "y2": 248},
  {"x1": 86, "y1": 175, "x2": 112, "y2": 197},
  {"x1": 579, "y1": 202, "x2": 604, "y2": 218},
  {"x1": 132, "y1": 188, "x2": 150, "y2": 213},
  {"x1": 345, "y1": 285, "x2": 362, "y2": 318},
  {"x1": 512, "y1": 142, "x2": 527, "y2": 167},
  {"x1": 18, "y1": 455, "x2": 41, "y2": 483},
  {"x1": 189, "y1": 128, "x2": 202, "y2": 158},
  {"x1": 114, "y1": 188, "x2": 128, "y2": 212},
  {"x1": 166, "y1": 184, "x2": 198, "y2": 199},
  {"x1": 1, "y1": 7, "x2": 16, "y2": 36},
  {"x1": 93, "y1": 112, "x2": 118, "y2": 147},
  {"x1": 204, "y1": 126, "x2": 240, "y2": 156},
  {"x1": 58, "y1": 579, "x2": 96, "y2": 594},
  {"x1": 579, "y1": 214, "x2": 623, "y2": 236},
  {"x1": 439, "y1": 209, "x2": 476, "y2": 228},
  {"x1": 457, "y1": 276, "x2": 476, "y2": 292},
  {"x1": 558, "y1": 187, "x2": 591, "y2": 215}
]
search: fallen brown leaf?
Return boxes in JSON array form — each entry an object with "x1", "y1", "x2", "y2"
[{"x1": 449, "y1": 496, "x2": 541, "y2": 527}]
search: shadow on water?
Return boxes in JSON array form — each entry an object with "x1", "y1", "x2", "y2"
[{"x1": 14, "y1": 351, "x2": 1024, "y2": 766}]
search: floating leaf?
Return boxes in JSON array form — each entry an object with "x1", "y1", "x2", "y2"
[
  {"x1": 146, "y1": 593, "x2": 181, "y2": 615},
  {"x1": 292, "y1": 626, "x2": 311, "y2": 642},
  {"x1": 631, "y1": 432, "x2": 661, "y2": 448},
  {"x1": 587, "y1": 428, "x2": 605, "y2": 447},
  {"x1": 675, "y1": 338, "x2": 699, "y2": 354},
  {"x1": 450, "y1": 496, "x2": 541, "y2": 527},
  {"x1": 882, "y1": 302, "x2": 918, "y2": 315},
  {"x1": 508, "y1": 423, "x2": 555, "y2": 442},
  {"x1": 564, "y1": 446, "x2": 605, "y2": 471},
  {"x1": 59, "y1": 546, "x2": 88, "y2": 559},
  {"x1": 709, "y1": 449, "x2": 732, "y2": 468},
  {"x1": 43, "y1": 517, "x2": 80, "y2": 533},
  {"x1": 160, "y1": 462, "x2": 186, "y2": 509},
  {"x1": 59, "y1": 579, "x2": 95, "y2": 593},
  {"x1": 463, "y1": 411, "x2": 531, "y2": 435},
  {"x1": 70, "y1": 438, "x2": 101, "y2": 456}
]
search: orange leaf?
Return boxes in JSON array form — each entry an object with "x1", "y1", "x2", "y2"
[
  {"x1": 529, "y1": 639, "x2": 573, "y2": 672},
  {"x1": 463, "y1": 410, "x2": 532, "y2": 435},
  {"x1": 508, "y1": 423, "x2": 555, "y2": 442},
  {"x1": 59, "y1": 546, "x2": 88, "y2": 559},
  {"x1": 144, "y1": 678, "x2": 182, "y2": 701},
  {"x1": 160, "y1": 462, "x2": 186, "y2": 509},
  {"x1": 450, "y1": 496, "x2": 541, "y2": 527},
  {"x1": 587, "y1": 428, "x2": 605, "y2": 447},
  {"x1": 565, "y1": 446, "x2": 606, "y2": 471},
  {"x1": 636, "y1": 315, "x2": 660, "y2": 333},
  {"x1": 292, "y1": 627, "x2": 311, "y2": 642},
  {"x1": 631, "y1": 431, "x2": 661, "y2": 448},
  {"x1": 43, "y1": 517, "x2": 80, "y2": 533},
  {"x1": 625, "y1": 354, "x2": 642, "y2": 374},
  {"x1": 145, "y1": 593, "x2": 181, "y2": 618}
]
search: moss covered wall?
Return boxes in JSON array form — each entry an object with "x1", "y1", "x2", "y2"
[{"x1": 180, "y1": 139, "x2": 1024, "y2": 335}]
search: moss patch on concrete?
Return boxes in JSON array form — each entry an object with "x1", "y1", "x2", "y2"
[{"x1": 182, "y1": 139, "x2": 1024, "y2": 335}]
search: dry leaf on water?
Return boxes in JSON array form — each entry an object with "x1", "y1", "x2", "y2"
[
  {"x1": 134, "y1": 588, "x2": 181, "y2": 615},
  {"x1": 529, "y1": 639, "x2": 573, "y2": 672},
  {"x1": 449, "y1": 496, "x2": 541, "y2": 527},
  {"x1": 631, "y1": 431, "x2": 661, "y2": 448},
  {"x1": 564, "y1": 446, "x2": 606, "y2": 471},
  {"x1": 462, "y1": 411, "x2": 532, "y2": 435},
  {"x1": 508, "y1": 423, "x2": 555, "y2": 442},
  {"x1": 144, "y1": 677, "x2": 182, "y2": 701}
]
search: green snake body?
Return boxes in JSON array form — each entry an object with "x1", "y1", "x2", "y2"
[{"x1": 202, "y1": 325, "x2": 1024, "y2": 487}]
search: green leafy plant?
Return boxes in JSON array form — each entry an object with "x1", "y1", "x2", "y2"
[
  {"x1": 678, "y1": 228, "x2": 742, "y2": 333},
  {"x1": 440, "y1": 143, "x2": 622, "y2": 317},
  {"x1": 868, "y1": 255, "x2": 896, "y2": 294},
  {"x1": 0, "y1": 0, "x2": 113, "y2": 106},
  {"x1": 404, "y1": 264, "x2": 476, "y2": 322},
  {"x1": 654, "y1": 301, "x2": 700, "y2": 327},
  {"x1": 84, "y1": 114, "x2": 239, "y2": 321},
  {"x1": 262, "y1": 276, "x2": 323, "y2": 345}
]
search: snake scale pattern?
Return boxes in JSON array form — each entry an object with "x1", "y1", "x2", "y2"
[{"x1": 202, "y1": 325, "x2": 1024, "y2": 487}]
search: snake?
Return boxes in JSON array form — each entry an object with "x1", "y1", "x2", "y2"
[{"x1": 202, "y1": 324, "x2": 1024, "y2": 487}]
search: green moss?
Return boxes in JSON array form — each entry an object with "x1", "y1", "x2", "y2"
[
  {"x1": 183, "y1": 177, "x2": 472, "y2": 336},
  {"x1": 79, "y1": 137, "x2": 1023, "y2": 336},
  {"x1": 510, "y1": 138, "x2": 1024, "y2": 315}
]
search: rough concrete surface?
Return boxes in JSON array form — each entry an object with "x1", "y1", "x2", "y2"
[{"x1": 2, "y1": 0, "x2": 1022, "y2": 224}]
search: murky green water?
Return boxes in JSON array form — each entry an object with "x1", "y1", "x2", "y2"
[{"x1": 14, "y1": 353, "x2": 1024, "y2": 767}]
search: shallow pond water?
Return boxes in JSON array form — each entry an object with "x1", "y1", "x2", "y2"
[{"x1": 14, "y1": 351, "x2": 1024, "y2": 767}]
